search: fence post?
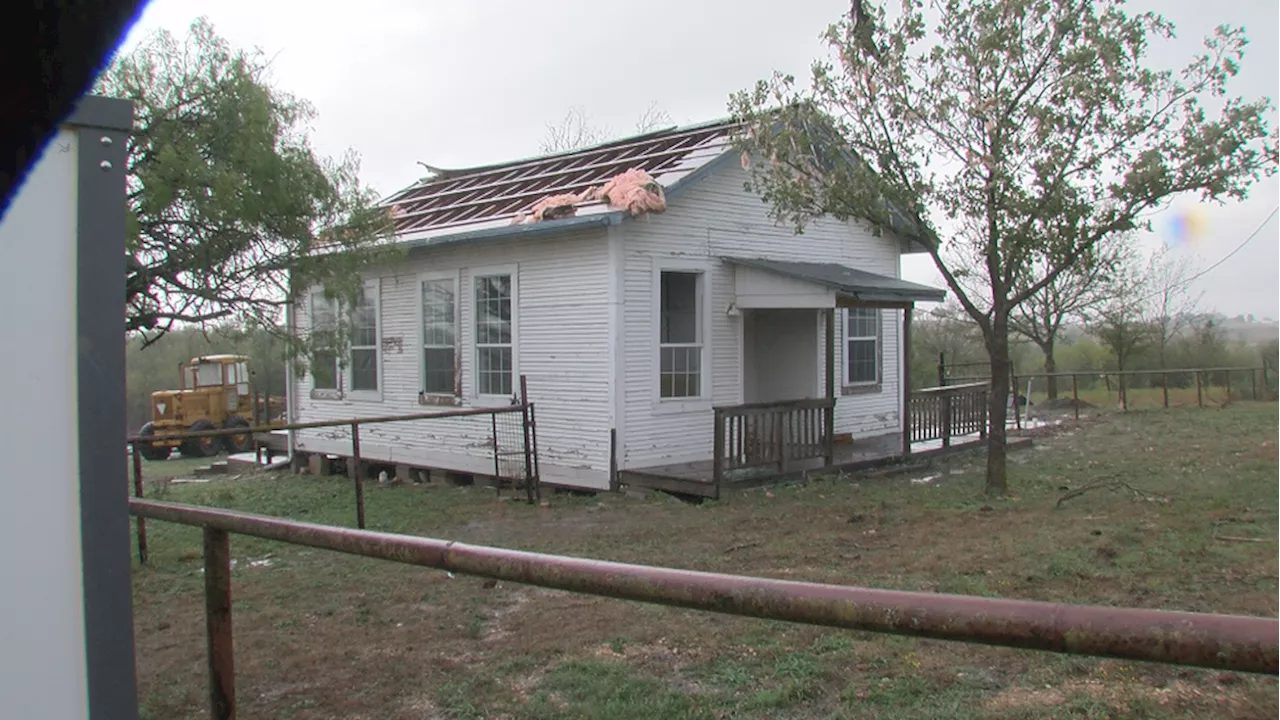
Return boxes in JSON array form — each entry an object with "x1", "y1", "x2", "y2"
[
  {"x1": 351, "y1": 422, "x2": 365, "y2": 529},
  {"x1": 1011, "y1": 371, "x2": 1022, "y2": 430},
  {"x1": 492, "y1": 413, "x2": 502, "y2": 497},
  {"x1": 1252, "y1": 368, "x2": 1259, "y2": 401},
  {"x1": 1225, "y1": 370, "x2": 1232, "y2": 401},
  {"x1": 713, "y1": 408, "x2": 725, "y2": 499},
  {"x1": 131, "y1": 443, "x2": 148, "y2": 565},
  {"x1": 774, "y1": 410, "x2": 786, "y2": 472},
  {"x1": 1120, "y1": 374, "x2": 1128, "y2": 412},
  {"x1": 1196, "y1": 371, "x2": 1203, "y2": 408},
  {"x1": 941, "y1": 392, "x2": 953, "y2": 449},
  {"x1": 519, "y1": 375, "x2": 537, "y2": 504},
  {"x1": 979, "y1": 388, "x2": 988, "y2": 439},
  {"x1": 1072, "y1": 374, "x2": 1080, "y2": 424},
  {"x1": 203, "y1": 526, "x2": 236, "y2": 720}
]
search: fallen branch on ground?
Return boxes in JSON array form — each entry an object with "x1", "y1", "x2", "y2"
[
  {"x1": 1213, "y1": 535, "x2": 1273, "y2": 544},
  {"x1": 1056, "y1": 478, "x2": 1167, "y2": 508},
  {"x1": 724, "y1": 541, "x2": 762, "y2": 554}
]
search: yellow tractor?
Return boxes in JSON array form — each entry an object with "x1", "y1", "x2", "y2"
[{"x1": 136, "y1": 354, "x2": 259, "y2": 461}]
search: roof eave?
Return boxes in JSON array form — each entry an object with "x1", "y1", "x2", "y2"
[{"x1": 398, "y1": 210, "x2": 625, "y2": 252}]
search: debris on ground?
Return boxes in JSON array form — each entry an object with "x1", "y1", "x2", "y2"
[{"x1": 1038, "y1": 398, "x2": 1098, "y2": 411}]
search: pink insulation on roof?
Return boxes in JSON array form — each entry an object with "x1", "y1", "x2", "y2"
[
  {"x1": 514, "y1": 168, "x2": 667, "y2": 224},
  {"x1": 593, "y1": 168, "x2": 666, "y2": 216}
]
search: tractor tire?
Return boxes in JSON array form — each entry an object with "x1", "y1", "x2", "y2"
[
  {"x1": 181, "y1": 419, "x2": 219, "y2": 458},
  {"x1": 136, "y1": 422, "x2": 171, "y2": 461},
  {"x1": 223, "y1": 415, "x2": 253, "y2": 454}
]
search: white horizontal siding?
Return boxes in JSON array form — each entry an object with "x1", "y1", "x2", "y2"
[
  {"x1": 622, "y1": 162, "x2": 907, "y2": 468},
  {"x1": 291, "y1": 230, "x2": 613, "y2": 489}
]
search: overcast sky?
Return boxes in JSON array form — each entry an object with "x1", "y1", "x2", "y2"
[{"x1": 117, "y1": 0, "x2": 1279, "y2": 319}]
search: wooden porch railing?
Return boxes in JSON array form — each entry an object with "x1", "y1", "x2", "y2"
[
  {"x1": 908, "y1": 382, "x2": 989, "y2": 448},
  {"x1": 713, "y1": 398, "x2": 835, "y2": 486}
]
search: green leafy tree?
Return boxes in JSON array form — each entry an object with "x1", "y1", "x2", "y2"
[
  {"x1": 96, "y1": 17, "x2": 398, "y2": 357},
  {"x1": 729, "y1": 0, "x2": 1276, "y2": 494}
]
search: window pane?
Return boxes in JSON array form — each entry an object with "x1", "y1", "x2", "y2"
[
  {"x1": 350, "y1": 288, "x2": 377, "y2": 348},
  {"x1": 350, "y1": 348, "x2": 378, "y2": 391},
  {"x1": 312, "y1": 294, "x2": 336, "y2": 331},
  {"x1": 475, "y1": 275, "x2": 512, "y2": 345},
  {"x1": 422, "y1": 280, "x2": 456, "y2": 346},
  {"x1": 660, "y1": 271, "x2": 699, "y2": 344},
  {"x1": 847, "y1": 308, "x2": 877, "y2": 338},
  {"x1": 659, "y1": 346, "x2": 701, "y2": 398},
  {"x1": 423, "y1": 347, "x2": 455, "y2": 394},
  {"x1": 847, "y1": 339, "x2": 877, "y2": 384},
  {"x1": 477, "y1": 347, "x2": 512, "y2": 396},
  {"x1": 312, "y1": 350, "x2": 338, "y2": 390}
]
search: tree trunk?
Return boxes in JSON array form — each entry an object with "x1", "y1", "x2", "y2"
[
  {"x1": 985, "y1": 315, "x2": 1011, "y2": 496},
  {"x1": 1042, "y1": 342, "x2": 1058, "y2": 399}
]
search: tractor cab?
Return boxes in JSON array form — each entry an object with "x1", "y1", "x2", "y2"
[{"x1": 137, "y1": 354, "x2": 256, "y2": 460}]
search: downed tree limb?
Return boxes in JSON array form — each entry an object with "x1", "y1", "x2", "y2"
[
  {"x1": 1213, "y1": 535, "x2": 1273, "y2": 544},
  {"x1": 724, "y1": 541, "x2": 762, "y2": 554},
  {"x1": 1056, "y1": 478, "x2": 1166, "y2": 508}
]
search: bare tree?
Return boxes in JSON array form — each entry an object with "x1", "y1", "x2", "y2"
[
  {"x1": 1010, "y1": 238, "x2": 1131, "y2": 398},
  {"x1": 540, "y1": 106, "x2": 610, "y2": 154},
  {"x1": 634, "y1": 102, "x2": 674, "y2": 134},
  {"x1": 541, "y1": 103, "x2": 675, "y2": 153},
  {"x1": 1146, "y1": 245, "x2": 1202, "y2": 369}
]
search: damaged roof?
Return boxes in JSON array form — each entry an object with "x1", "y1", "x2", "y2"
[{"x1": 381, "y1": 118, "x2": 738, "y2": 239}]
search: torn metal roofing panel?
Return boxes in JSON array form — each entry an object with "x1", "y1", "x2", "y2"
[
  {"x1": 722, "y1": 256, "x2": 946, "y2": 304},
  {"x1": 383, "y1": 118, "x2": 740, "y2": 237}
]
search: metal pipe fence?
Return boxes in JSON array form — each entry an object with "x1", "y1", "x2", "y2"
[{"x1": 129, "y1": 497, "x2": 1278, "y2": 719}]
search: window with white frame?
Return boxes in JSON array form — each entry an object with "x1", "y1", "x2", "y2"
[
  {"x1": 659, "y1": 270, "x2": 703, "y2": 398},
  {"x1": 845, "y1": 307, "x2": 879, "y2": 386},
  {"x1": 421, "y1": 277, "x2": 457, "y2": 396},
  {"x1": 348, "y1": 285, "x2": 379, "y2": 392},
  {"x1": 475, "y1": 274, "x2": 513, "y2": 396},
  {"x1": 309, "y1": 291, "x2": 340, "y2": 391}
]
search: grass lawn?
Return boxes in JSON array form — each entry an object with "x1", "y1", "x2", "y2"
[{"x1": 132, "y1": 403, "x2": 1279, "y2": 719}]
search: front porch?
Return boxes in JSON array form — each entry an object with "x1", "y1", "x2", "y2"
[
  {"x1": 622, "y1": 256, "x2": 978, "y2": 499},
  {"x1": 619, "y1": 382, "x2": 995, "y2": 498}
]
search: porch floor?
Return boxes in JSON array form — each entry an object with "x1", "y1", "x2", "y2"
[{"x1": 619, "y1": 432, "x2": 997, "y2": 498}]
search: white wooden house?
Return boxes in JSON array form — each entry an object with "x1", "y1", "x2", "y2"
[{"x1": 285, "y1": 118, "x2": 945, "y2": 492}]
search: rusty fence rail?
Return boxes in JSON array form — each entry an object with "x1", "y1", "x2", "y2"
[
  {"x1": 128, "y1": 378, "x2": 541, "y2": 564},
  {"x1": 130, "y1": 498, "x2": 1277, "y2": 719}
]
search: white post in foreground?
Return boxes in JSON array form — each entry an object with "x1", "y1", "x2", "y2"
[{"x1": 0, "y1": 95, "x2": 138, "y2": 719}]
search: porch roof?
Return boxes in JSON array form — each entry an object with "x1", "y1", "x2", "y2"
[{"x1": 722, "y1": 257, "x2": 946, "y2": 307}]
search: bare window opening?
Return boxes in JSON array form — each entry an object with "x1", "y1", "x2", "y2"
[{"x1": 310, "y1": 292, "x2": 339, "y2": 391}]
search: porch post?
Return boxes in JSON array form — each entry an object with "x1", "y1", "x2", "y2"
[
  {"x1": 902, "y1": 306, "x2": 913, "y2": 459},
  {"x1": 825, "y1": 308, "x2": 836, "y2": 465}
]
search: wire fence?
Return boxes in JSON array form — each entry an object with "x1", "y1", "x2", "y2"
[{"x1": 127, "y1": 377, "x2": 541, "y2": 564}]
